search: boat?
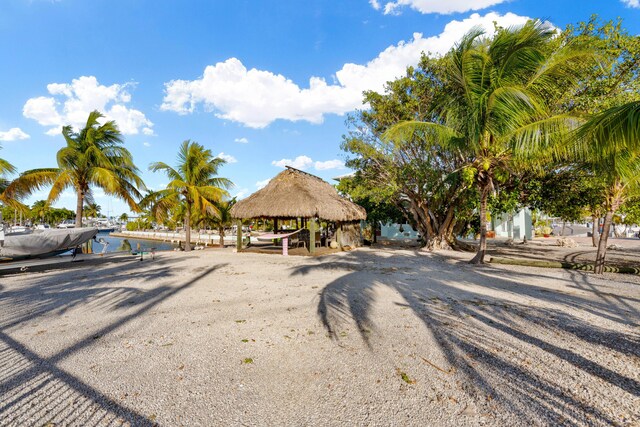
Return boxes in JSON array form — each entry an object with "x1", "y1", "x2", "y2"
[
  {"x1": 57, "y1": 219, "x2": 76, "y2": 229},
  {"x1": 0, "y1": 227, "x2": 99, "y2": 261}
]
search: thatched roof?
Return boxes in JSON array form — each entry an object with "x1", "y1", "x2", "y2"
[{"x1": 231, "y1": 167, "x2": 366, "y2": 222}]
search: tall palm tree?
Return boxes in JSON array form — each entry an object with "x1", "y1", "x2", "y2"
[
  {"x1": 10, "y1": 111, "x2": 145, "y2": 227},
  {"x1": 146, "y1": 140, "x2": 232, "y2": 251},
  {"x1": 576, "y1": 100, "x2": 640, "y2": 273},
  {"x1": 386, "y1": 21, "x2": 596, "y2": 263}
]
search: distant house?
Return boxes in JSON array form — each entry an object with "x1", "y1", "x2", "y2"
[{"x1": 491, "y1": 208, "x2": 533, "y2": 240}]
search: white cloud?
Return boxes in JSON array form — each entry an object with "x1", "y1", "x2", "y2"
[
  {"x1": 0, "y1": 127, "x2": 30, "y2": 141},
  {"x1": 378, "y1": 0, "x2": 507, "y2": 15},
  {"x1": 234, "y1": 137, "x2": 249, "y2": 144},
  {"x1": 23, "y1": 76, "x2": 154, "y2": 136},
  {"x1": 217, "y1": 152, "x2": 237, "y2": 163},
  {"x1": 143, "y1": 141, "x2": 151, "y2": 147},
  {"x1": 314, "y1": 159, "x2": 345, "y2": 170},
  {"x1": 621, "y1": 0, "x2": 640, "y2": 7},
  {"x1": 161, "y1": 12, "x2": 531, "y2": 128},
  {"x1": 234, "y1": 188, "x2": 249, "y2": 199},
  {"x1": 272, "y1": 155, "x2": 314, "y2": 170},
  {"x1": 256, "y1": 179, "x2": 271, "y2": 189}
]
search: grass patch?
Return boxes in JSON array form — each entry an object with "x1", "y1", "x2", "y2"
[
  {"x1": 243, "y1": 358, "x2": 254, "y2": 364},
  {"x1": 397, "y1": 368, "x2": 416, "y2": 384}
]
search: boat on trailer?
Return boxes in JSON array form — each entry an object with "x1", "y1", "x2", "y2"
[{"x1": 0, "y1": 227, "x2": 99, "y2": 262}]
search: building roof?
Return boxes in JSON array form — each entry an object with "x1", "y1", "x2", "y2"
[{"x1": 230, "y1": 167, "x2": 366, "y2": 222}]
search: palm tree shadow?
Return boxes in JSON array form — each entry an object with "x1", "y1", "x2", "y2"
[
  {"x1": 291, "y1": 249, "x2": 638, "y2": 424},
  {"x1": 0, "y1": 259, "x2": 226, "y2": 426}
]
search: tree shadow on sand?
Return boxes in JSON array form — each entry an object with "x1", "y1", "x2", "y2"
[
  {"x1": 0, "y1": 258, "x2": 226, "y2": 426},
  {"x1": 290, "y1": 249, "x2": 639, "y2": 425}
]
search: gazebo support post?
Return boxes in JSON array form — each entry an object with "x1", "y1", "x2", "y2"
[
  {"x1": 309, "y1": 218, "x2": 317, "y2": 254},
  {"x1": 236, "y1": 219, "x2": 243, "y2": 251},
  {"x1": 336, "y1": 222, "x2": 343, "y2": 250}
]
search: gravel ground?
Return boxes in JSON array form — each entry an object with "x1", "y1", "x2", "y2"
[{"x1": 0, "y1": 246, "x2": 638, "y2": 426}]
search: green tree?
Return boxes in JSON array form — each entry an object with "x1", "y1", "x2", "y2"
[
  {"x1": 336, "y1": 174, "x2": 406, "y2": 244},
  {"x1": 199, "y1": 198, "x2": 236, "y2": 247},
  {"x1": 119, "y1": 212, "x2": 129, "y2": 223},
  {"x1": 342, "y1": 60, "x2": 478, "y2": 250},
  {"x1": 0, "y1": 144, "x2": 22, "y2": 211},
  {"x1": 575, "y1": 101, "x2": 640, "y2": 273},
  {"x1": 386, "y1": 20, "x2": 596, "y2": 263},
  {"x1": 146, "y1": 140, "x2": 232, "y2": 251},
  {"x1": 11, "y1": 111, "x2": 145, "y2": 227},
  {"x1": 84, "y1": 203, "x2": 101, "y2": 219},
  {"x1": 30, "y1": 200, "x2": 51, "y2": 224}
]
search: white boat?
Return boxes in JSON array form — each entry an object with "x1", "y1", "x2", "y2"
[
  {"x1": 0, "y1": 227, "x2": 99, "y2": 261},
  {"x1": 57, "y1": 219, "x2": 76, "y2": 229}
]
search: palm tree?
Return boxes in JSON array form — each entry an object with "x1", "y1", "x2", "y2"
[
  {"x1": 146, "y1": 140, "x2": 232, "y2": 251},
  {"x1": 84, "y1": 203, "x2": 101, "y2": 219},
  {"x1": 576, "y1": 100, "x2": 640, "y2": 273},
  {"x1": 30, "y1": 200, "x2": 51, "y2": 224},
  {"x1": 11, "y1": 111, "x2": 145, "y2": 227},
  {"x1": 386, "y1": 21, "x2": 596, "y2": 263},
  {"x1": 204, "y1": 198, "x2": 236, "y2": 247},
  {"x1": 0, "y1": 144, "x2": 21, "y2": 210}
]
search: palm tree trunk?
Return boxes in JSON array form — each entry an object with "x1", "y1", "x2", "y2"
[
  {"x1": 219, "y1": 228, "x2": 224, "y2": 247},
  {"x1": 184, "y1": 203, "x2": 192, "y2": 251},
  {"x1": 591, "y1": 215, "x2": 598, "y2": 247},
  {"x1": 75, "y1": 190, "x2": 84, "y2": 228},
  {"x1": 470, "y1": 185, "x2": 489, "y2": 264},
  {"x1": 594, "y1": 210, "x2": 614, "y2": 274}
]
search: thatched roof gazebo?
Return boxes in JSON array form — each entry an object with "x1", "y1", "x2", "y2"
[{"x1": 231, "y1": 167, "x2": 366, "y2": 253}]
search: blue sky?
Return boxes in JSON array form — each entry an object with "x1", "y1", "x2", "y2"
[{"x1": 0, "y1": 0, "x2": 638, "y2": 216}]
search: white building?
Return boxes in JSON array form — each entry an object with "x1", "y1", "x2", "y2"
[{"x1": 491, "y1": 208, "x2": 533, "y2": 240}]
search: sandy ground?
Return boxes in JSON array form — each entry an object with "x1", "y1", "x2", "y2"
[{"x1": 0, "y1": 245, "x2": 638, "y2": 426}]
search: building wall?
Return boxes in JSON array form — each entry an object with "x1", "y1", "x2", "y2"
[
  {"x1": 379, "y1": 223, "x2": 419, "y2": 240},
  {"x1": 492, "y1": 208, "x2": 533, "y2": 240}
]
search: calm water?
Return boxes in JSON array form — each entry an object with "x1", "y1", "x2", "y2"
[{"x1": 91, "y1": 231, "x2": 178, "y2": 253}]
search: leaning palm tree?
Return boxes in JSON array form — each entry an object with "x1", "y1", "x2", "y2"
[
  {"x1": 9, "y1": 111, "x2": 145, "y2": 227},
  {"x1": 0, "y1": 144, "x2": 21, "y2": 210},
  {"x1": 575, "y1": 100, "x2": 640, "y2": 273},
  {"x1": 146, "y1": 140, "x2": 232, "y2": 251},
  {"x1": 386, "y1": 20, "x2": 597, "y2": 263}
]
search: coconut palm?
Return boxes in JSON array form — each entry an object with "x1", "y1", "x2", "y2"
[
  {"x1": 10, "y1": 111, "x2": 145, "y2": 227},
  {"x1": 84, "y1": 203, "x2": 101, "y2": 219},
  {"x1": 0, "y1": 144, "x2": 21, "y2": 210},
  {"x1": 575, "y1": 100, "x2": 640, "y2": 273},
  {"x1": 386, "y1": 20, "x2": 596, "y2": 263},
  {"x1": 201, "y1": 198, "x2": 236, "y2": 247},
  {"x1": 30, "y1": 200, "x2": 51, "y2": 224},
  {"x1": 146, "y1": 140, "x2": 232, "y2": 251}
]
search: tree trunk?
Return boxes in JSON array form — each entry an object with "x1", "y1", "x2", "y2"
[
  {"x1": 470, "y1": 185, "x2": 489, "y2": 264},
  {"x1": 594, "y1": 210, "x2": 614, "y2": 274},
  {"x1": 561, "y1": 221, "x2": 566, "y2": 236},
  {"x1": 75, "y1": 189, "x2": 84, "y2": 228},
  {"x1": 184, "y1": 203, "x2": 192, "y2": 251},
  {"x1": 372, "y1": 221, "x2": 378, "y2": 244},
  {"x1": 591, "y1": 215, "x2": 599, "y2": 247},
  {"x1": 219, "y1": 227, "x2": 225, "y2": 247}
]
